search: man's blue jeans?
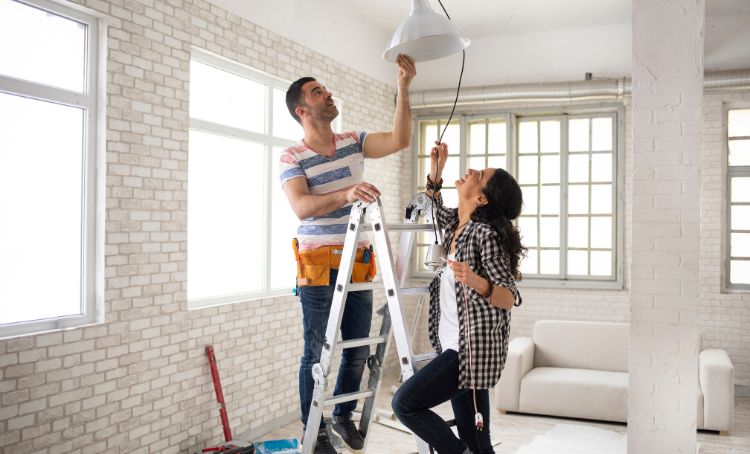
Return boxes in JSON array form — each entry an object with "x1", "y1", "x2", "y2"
[
  {"x1": 392, "y1": 349, "x2": 494, "y2": 454},
  {"x1": 298, "y1": 269, "x2": 373, "y2": 429}
]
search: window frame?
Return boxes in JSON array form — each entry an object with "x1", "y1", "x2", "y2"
[
  {"x1": 187, "y1": 48, "x2": 342, "y2": 308},
  {"x1": 725, "y1": 103, "x2": 750, "y2": 292},
  {"x1": 410, "y1": 105, "x2": 624, "y2": 290},
  {"x1": 0, "y1": 0, "x2": 103, "y2": 338}
]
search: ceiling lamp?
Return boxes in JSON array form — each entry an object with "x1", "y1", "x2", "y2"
[{"x1": 383, "y1": 0, "x2": 470, "y2": 63}]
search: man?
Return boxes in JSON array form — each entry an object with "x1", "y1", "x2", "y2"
[{"x1": 280, "y1": 54, "x2": 416, "y2": 454}]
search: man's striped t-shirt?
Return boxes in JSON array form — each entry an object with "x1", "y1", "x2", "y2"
[{"x1": 279, "y1": 131, "x2": 367, "y2": 251}]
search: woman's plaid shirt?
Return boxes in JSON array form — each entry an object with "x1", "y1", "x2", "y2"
[{"x1": 427, "y1": 192, "x2": 523, "y2": 389}]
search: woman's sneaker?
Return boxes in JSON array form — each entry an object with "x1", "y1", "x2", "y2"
[{"x1": 332, "y1": 415, "x2": 364, "y2": 452}]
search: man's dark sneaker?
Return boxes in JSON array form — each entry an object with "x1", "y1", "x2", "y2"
[
  {"x1": 332, "y1": 415, "x2": 364, "y2": 452},
  {"x1": 314, "y1": 431, "x2": 337, "y2": 454}
]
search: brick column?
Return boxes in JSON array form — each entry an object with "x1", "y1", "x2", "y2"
[{"x1": 629, "y1": 0, "x2": 704, "y2": 453}]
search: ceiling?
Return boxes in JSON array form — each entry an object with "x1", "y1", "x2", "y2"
[{"x1": 208, "y1": 0, "x2": 750, "y2": 90}]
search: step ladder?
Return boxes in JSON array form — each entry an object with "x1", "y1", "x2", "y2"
[{"x1": 301, "y1": 193, "x2": 440, "y2": 454}]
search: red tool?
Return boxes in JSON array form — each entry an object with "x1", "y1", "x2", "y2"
[{"x1": 206, "y1": 345, "x2": 233, "y2": 443}]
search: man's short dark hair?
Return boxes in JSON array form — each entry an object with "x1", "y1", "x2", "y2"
[{"x1": 286, "y1": 76, "x2": 316, "y2": 124}]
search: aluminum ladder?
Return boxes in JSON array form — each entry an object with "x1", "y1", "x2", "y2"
[{"x1": 301, "y1": 193, "x2": 439, "y2": 454}]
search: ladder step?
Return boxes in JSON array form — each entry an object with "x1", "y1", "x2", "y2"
[
  {"x1": 413, "y1": 353, "x2": 438, "y2": 363},
  {"x1": 360, "y1": 223, "x2": 434, "y2": 232},
  {"x1": 337, "y1": 336, "x2": 387, "y2": 350},
  {"x1": 347, "y1": 282, "x2": 379, "y2": 292},
  {"x1": 400, "y1": 286, "x2": 429, "y2": 296},
  {"x1": 325, "y1": 390, "x2": 374, "y2": 406}
]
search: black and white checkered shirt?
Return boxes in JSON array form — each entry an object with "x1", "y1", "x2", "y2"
[{"x1": 427, "y1": 192, "x2": 522, "y2": 389}]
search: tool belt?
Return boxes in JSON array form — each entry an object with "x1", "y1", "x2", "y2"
[{"x1": 292, "y1": 238, "x2": 376, "y2": 287}]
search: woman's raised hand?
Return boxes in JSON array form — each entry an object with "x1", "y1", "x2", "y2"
[{"x1": 429, "y1": 141, "x2": 449, "y2": 183}]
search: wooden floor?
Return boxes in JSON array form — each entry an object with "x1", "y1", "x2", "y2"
[{"x1": 260, "y1": 376, "x2": 750, "y2": 453}]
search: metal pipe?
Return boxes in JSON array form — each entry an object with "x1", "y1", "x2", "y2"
[{"x1": 410, "y1": 69, "x2": 750, "y2": 109}]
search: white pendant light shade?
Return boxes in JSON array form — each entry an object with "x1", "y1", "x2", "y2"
[{"x1": 383, "y1": 0, "x2": 470, "y2": 63}]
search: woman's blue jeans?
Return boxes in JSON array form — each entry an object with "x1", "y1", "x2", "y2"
[
  {"x1": 392, "y1": 349, "x2": 494, "y2": 454},
  {"x1": 298, "y1": 269, "x2": 372, "y2": 429}
]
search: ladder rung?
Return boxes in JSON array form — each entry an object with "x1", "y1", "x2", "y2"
[
  {"x1": 413, "y1": 353, "x2": 438, "y2": 363},
  {"x1": 337, "y1": 336, "x2": 387, "y2": 350},
  {"x1": 325, "y1": 390, "x2": 374, "y2": 406},
  {"x1": 347, "y1": 282, "x2": 379, "y2": 292},
  {"x1": 400, "y1": 286, "x2": 429, "y2": 296},
  {"x1": 360, "y1": 223, "x2": 434, "y2": 232}
]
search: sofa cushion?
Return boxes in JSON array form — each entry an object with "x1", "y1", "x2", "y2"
[
  {"x1": 533, "y1": 320, "x2": 628, "y2": 372},
  {"x1": 519, "y1": 367, "x2": 628, "y2": 423}
]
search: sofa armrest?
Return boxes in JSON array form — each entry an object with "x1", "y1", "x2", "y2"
[
  {"x1": 494, "y1": 337, "x2": 534, "y2": 412},
  {"x1": 699, "y1": 349, "x2": 734, "y2": 432}
]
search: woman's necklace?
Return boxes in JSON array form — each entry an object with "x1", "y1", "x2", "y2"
[{"x1": 451, "y1": 220, "x2": 470, "y2": 253}]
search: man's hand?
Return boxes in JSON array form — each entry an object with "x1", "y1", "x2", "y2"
[
  {"x1": 344, "y1": 182, "x2": 381, "y2": 203},
  {"x1": 429, "y1": 142, "x2": 449, "y2": 184},
  {"x1": 397, "y1": 54, "x2": 416, "y2": 90}
]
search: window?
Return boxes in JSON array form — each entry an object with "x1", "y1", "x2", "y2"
[
  {"x1": 188, "y1": 49, "x2": 341, "y2": 307},
  {"x1": 0, "y1": 0, "x2": 101, "y2": 337},
  {"x1": 727, "y1": 108, "x2": 750, "y2": 289},
  {"x1": 413, "y1": 111, "x2": 621, "y2": 287}
]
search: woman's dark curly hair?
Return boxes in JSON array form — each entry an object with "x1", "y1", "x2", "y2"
[{"x1": 471, "y1": 168, "x2": 527, "y2": 280}]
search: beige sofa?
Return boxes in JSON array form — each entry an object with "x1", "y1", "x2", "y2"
[{"x1": 494, "y1": 320, "x2": 735, "y2": 433}]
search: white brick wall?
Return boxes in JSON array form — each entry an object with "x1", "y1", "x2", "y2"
[
  {"x1": 628, "y1": 1, "x2": 703, "y2": 453},
  {"x1": 0, "y1": 0, "x2": 400, "y2": 453}
]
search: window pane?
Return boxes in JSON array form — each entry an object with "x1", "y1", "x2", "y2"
[
  {"x1": 731, "y1": 177, "x2": 750, "y2": 202},
  {"x1": 539, "y1": 249, "x2": 559, "y2": 274},
  {"x1": 442, "y1": 188, "x2": 459, "y2": 208},
  {"x1": 568, "y1": 216, "x2": 589, "y2": 248},
  {"x1": 488, "y1": 121, "x2": 506, "y2": 154},
  {"x1": 518, "y1": 156, "x2": 538, "y2": 184},
  {"x1": 422, "y1": 123, "x2": 438, "y2": 154},
  {"x1": 540, "y1": 185, "x2": 560, "y2": 215},
  {"x1": 568, "y1": 154, "x2": 589, "y2": 183},
  {"x1": 728, "y1": 109, "x2": 750, "y2": 137},
  {"x1": 0, "y1": 0, "x2": 86, "y2": 92},
  {"x1": 591, "y1": 184, "x2": 612, "y2": 214},
  {"x1": 188, "y1": 131, "x2": 264, "y2": 299},
  {"x1": 487, "y1": 155, "x2": 506, "y2": 170},
  {"x1": 728, "y1": 140, "x2": 750, "y2": 167},
  {"x1": 540, "y1": 120, "x2": 560, "y2": 154},
  {"x1": 731, "y1": 233, "x2": 750, "y2": 257},
  {"x1": 591, "y1": 217, "x2": 613, "y2": 249},
  {"x1": 590, "y1": 251, "x2": 612, "y2": 276},
  {"x1": 189, "y1": 60, "x2": 265, "y2": 132},
  {"x1": 568, "y1": 185, "x2": 589, "y2": 214},
  {"x1": 468, "y1": 156, "x2": 486, "y2": 171},
  {"x1": 441, "y1": 122, "x2": 460, "y2": 152},
  {"x1": 518, "y1": 217, "x2": 538, "y2": 247},
  {"x1": 732, "y1": 206, "x2": 750, "y2": 230},
  {"x1": 569, "y1": 118, "x2": 590, "y2": 152},
  {"x1": 272, "y1": 88, "x2": 302, "y2": 141},
  {"x1": 521, "y1": 248, "x2": 538, "y2": 274},
  {"x1": 730, "y1": 260, "x2": 750, "y2": 285},
  {"x1": 469, "y1": 122, "x2": 486, "y2": 154},
  {"x1": 540, "y1": 155, "x2": 560, "y2": 184},
  {"x1": 418, "y1": 157, "x2": 431, "y2": 186},
  {"x1": 591, "y1": 153, "x2": 613, "y2": 182},
  {"x1": 591, "y1": 117, "x2": 613, "y2": 151},
  {"x1": 519, "y1": 121, "x2": 538, "y2": 154},
  {"x1": 271, "y1": 147, "x2": 302, "y2": 290},
  {"x1": 521, "y1": 186, "x2": 538, "y2": 215},
  {"x1": 540, "y1": 217, "x2": 560, "y2": 248},
  {"x1": 568, "y1": 250, "x2": 588, "y2": 275},
  {"x1": 0, "y1": 93, "x2": 83, "y2": 323},
  {"x1": 442, "y1": 156, "x2": 460, "y2": 186}
]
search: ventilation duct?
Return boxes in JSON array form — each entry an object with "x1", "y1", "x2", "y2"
[{"x1": 409, "y1": 69, "x2": 750, "y2": 109}]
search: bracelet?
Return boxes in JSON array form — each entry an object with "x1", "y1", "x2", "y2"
[
  {"x1": 478, "y1": 282, "x2": 493, "y2": 299},
  {"x1": 426, "y1": 176, "x2": 443, "y2": 192}
]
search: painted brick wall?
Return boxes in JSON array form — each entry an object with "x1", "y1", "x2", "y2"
[
  {"x1": 628, "y1": 0, "x2": 703, "y2": 452},
  {"x1": 0, "y1": 0, "x2": 401, "y2": 453}
]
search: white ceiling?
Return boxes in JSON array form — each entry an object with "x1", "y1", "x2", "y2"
[{"x1": 208, "y1": 0, "x2": 750, "y2": 90}]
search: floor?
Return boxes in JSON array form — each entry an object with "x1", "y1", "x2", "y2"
[{"x1": 259, "y1": 377, "x2": 750, "y2": 454}]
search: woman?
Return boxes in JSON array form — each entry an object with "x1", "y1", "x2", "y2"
[{"x1": 391, "y1": 142, "x2": 525, "y2": 454}]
